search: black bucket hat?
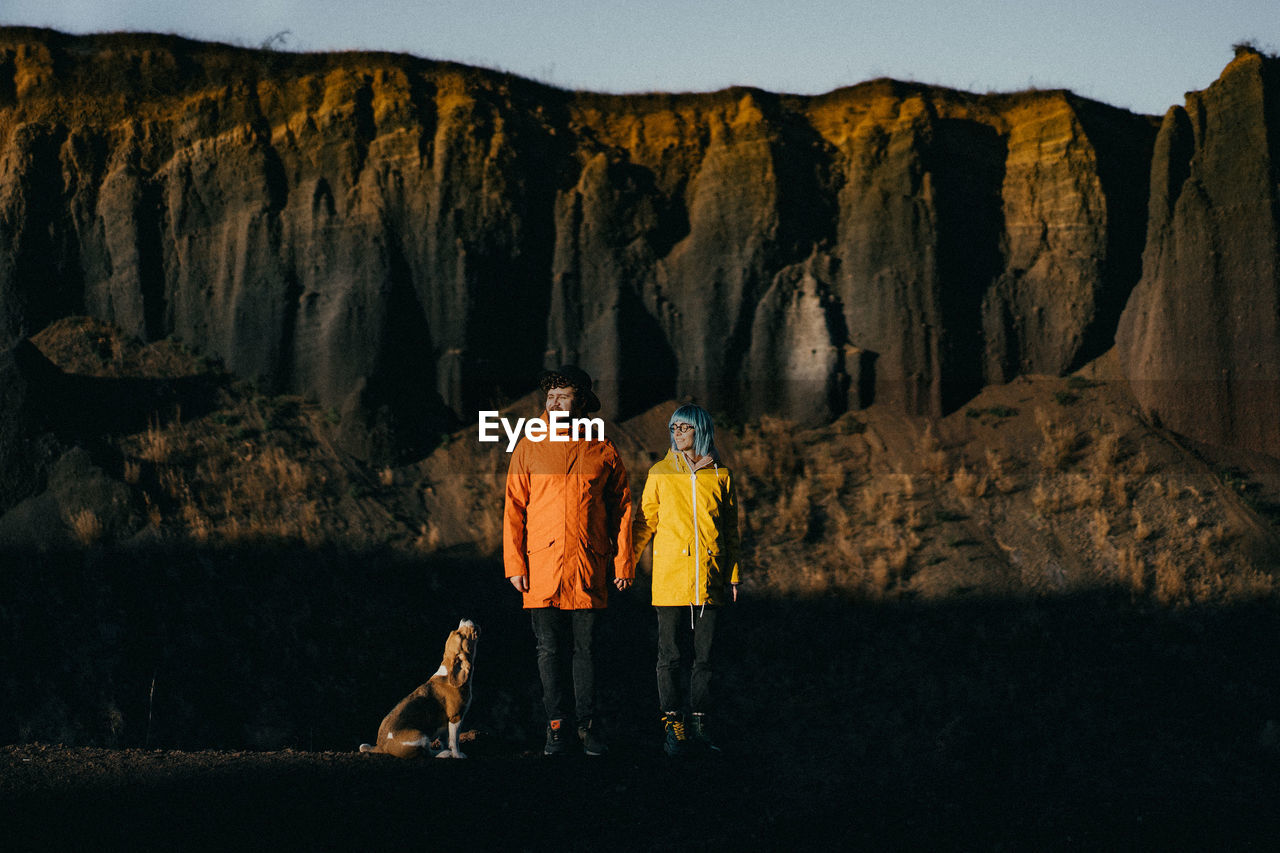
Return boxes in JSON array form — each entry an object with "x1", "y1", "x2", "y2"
[{"x1": 538, "y1": 364, "x2": 601, "y2": 414}]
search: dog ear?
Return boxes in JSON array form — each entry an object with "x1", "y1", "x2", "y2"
[{"x1": 449, "y1": 650, "x2": 471, "y2": 687}]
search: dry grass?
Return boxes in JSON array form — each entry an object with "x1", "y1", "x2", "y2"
[
  {"x1": 159, "y1": 467, "x2": 187, "y2": 501},
  {"x1": 182, "y1": 443, "x2": 325, "y2": 543},
  {"x1": 749, "y1": 438, "x2": 927, "y2": 599},
  {"x1": 116, "y1": 393, "x2": 338, "y2": 547},
  {"x1": 1036, "y1": 408, "x2": 1077, "y2": 472},
  {"x1": 1108, "y1": 473, "x2": 1131, "y2": 507},
  {"x1": 896, "y1": 474, "x2": 919, "y2": 500},
  {"x1": 412, "y1": 522, "x2": 439, "y2": 553},
  {"x1": 251, "y1": 447, "x2": 310, "y2": 498},
  {"x1": 735, "y1": 415, "x2": 803, "y2": 494},
  {"x1": 1065, "y1": 472, "x2": 1103, "y2": 509},
  {"x1": 918, "y1": 424, "x2": 949, "y2": 481},
  {"x1": 952, "y1": 464, "x2": 987, "y2": 499},
  {"x1": 1211, "y1": 559, "x2": 1275, "y2": 600},
  {"x1": 143, "y1": 493, "x2": 162, "y2": 528},
  {"x1": 182, "y1": 503, "x2": 211, "y2": 543},
  {"x1": 1153, "y1": 550, "x2": 1187, "y2": 605},
  {"x1": 68, "y1": 508, "x2": 103, "y2": 546},
  {"x1": 1132, "y1": 509, "x2": 1152, "y2": 542},
  {"x1": 827, "y1": 503, "x2": 859, "y2": 561},
  {"x1": 858, "y1": 487, "x2": 880, "y2": 520},
  {"x1": 815, "y1": 464, "x2": 848, "y2": 496},
  {"x1": 876, "y1": 490, "x2": 905, "y2": 527},
  {"x1": 1031, "y1": 479, "x2": 1060, "y2": 515},
  {"x1": 985, "y1": 448, "x2": 1016, "y2": 493},
  {"x1": 1091, "y1": 509, "x2": 1111, "y2": 551},
  {"x1": 778, "y1": 477, "x2": 814, "y2": 539},
  {"x1": 868, "y1": 555, "x2": 893, "y2": 594},
  {"x1": 139, "y1": 415, "x2": 172, "y2": 464},
  {"x1": 63, "y1": 317, "x2": 1271, "y2": 609},
  {"x1": 1090, "y1": 432, "x2": 1120, "y2": 481},
  {"x1": 1119, "y1": 546, "x2": 1145, "y2": 593},
  {"x1": 1197, "y1": 524, "x2": 1228, "y2": 552},
  {"x1": 886, "y1": 535, "x2": 913, "y2": 572}
]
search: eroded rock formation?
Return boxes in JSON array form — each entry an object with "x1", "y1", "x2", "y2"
[
  {"x1": 1116, "y1": 51, "x2": 1280, "y2": 458},
  {"x1": 0, "y1": 28, "x2": 1156, "y2": 456}
]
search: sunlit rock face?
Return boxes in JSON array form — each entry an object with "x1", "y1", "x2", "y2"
[
  {"x1": 552, "y1": 84, "x2": 1153, "y2": 423},
  {"x1": 1116, "y1": 52, "x2": 1280, "y2": 459},
  {"x1": 0, "y1": 28, "x2": 1155, "y2": 449}
]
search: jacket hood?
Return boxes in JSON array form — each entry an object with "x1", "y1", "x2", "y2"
[{"x1": 666, "y1": 447, "x2": 720, "y2": 473}]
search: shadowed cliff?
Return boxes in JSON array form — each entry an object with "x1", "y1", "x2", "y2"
[
  {"x1": 1117, "y1": 50, "x2": 1280, "y2": 459},
  {"x1": 0, "y1": 28, "x2": 1158, "y2": 457}
]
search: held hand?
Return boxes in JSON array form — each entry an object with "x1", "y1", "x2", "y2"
[
  {"x1": 614, "y1": 577, "x2": 633, "y2": 591},
  {"x1": 509, "y1": 575, "x2": 529, "y2": 593}
]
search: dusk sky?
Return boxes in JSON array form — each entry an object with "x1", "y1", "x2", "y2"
[{"x1": 0, "y1": 1, "x2": 1275, "y2": 116}]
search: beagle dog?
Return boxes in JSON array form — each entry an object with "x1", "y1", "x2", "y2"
[{"x1": 359, "y1": 619, "x2": 479, "y2": 759}]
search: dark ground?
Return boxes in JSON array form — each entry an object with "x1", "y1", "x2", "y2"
[
  {"x1": 4, "y1": 733, "x2": 1273, "y2": 852},
  {"x1": 3, "y1": 546, "x2": 1280, "y2": 851}
]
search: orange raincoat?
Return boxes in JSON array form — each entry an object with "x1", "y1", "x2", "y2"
[{"x1": 503, "y1": 434, "x2": 634, "y2": 609}]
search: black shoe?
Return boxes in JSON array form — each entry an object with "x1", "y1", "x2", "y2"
[
  {"x1": 578, "y1": 719, "x2": 608, "y2": 756},
  {"x1": 544, "y1": 718, "x2": 569, "y2": 756},
  {"x1": 662, "y1": 712, "x2": 690, "y2": 758},
  {"x1": 690, "y1": 713, "x2": 722, "y2": 755}
]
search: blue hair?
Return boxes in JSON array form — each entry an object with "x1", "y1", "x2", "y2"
[{"x1": 668, "y1": 404, "x2": 715, "y2": 459}]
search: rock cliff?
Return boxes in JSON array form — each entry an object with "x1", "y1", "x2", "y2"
[
  {"x1": 0, "y1": 28, "x2": 1156, "y2": 456},
  {"x1": 1116, "y1": 51, "x2": 1280, "y2": 458}
]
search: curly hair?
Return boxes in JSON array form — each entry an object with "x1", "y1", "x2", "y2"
[{"x1": 538, "y1": 371, "x2": 579, "y2": 393}]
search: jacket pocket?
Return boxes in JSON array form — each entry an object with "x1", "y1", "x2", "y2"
[
  {"x1": 527, "y1": 539, "x2": 556, "y2": 575},
  {"x1": 526, "y1": 538, "x2": 556, "y2": 556},
  {"x1": 653, "y1": 533, "x2": 690, "y2": 559},
  {"x1": 703, "y1": 554, "x2": 726, "y2": 596}
]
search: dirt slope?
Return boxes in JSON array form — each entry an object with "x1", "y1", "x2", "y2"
[{"x1": 4, "y1": 319, "x2": 1280, "y2": 850}]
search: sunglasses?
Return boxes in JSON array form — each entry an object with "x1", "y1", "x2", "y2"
[{"x1": 669, "y1": 424, "x2": 695, "y2": 434}]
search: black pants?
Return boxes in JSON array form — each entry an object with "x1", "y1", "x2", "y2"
[
  {"x1": 656, "y1": 605, "x2": 718, "y2": 714},
  {"x1": 530, "y1": 607, "x2": 599, "y2": 723}
]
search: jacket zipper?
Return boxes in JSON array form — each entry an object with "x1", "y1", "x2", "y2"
[
  {"x1": 690, "y1": 459, "x2": 701, "y2": 607},
  {"x1": 566, "y1": 440, "x2": 577, "y2": 606}
]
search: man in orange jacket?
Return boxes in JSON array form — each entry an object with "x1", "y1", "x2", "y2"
[{"x1": 503, "y1": 365, "x2": 634, "y2": 756}]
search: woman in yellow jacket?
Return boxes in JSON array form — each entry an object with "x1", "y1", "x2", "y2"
[{"x1": 632, "y1": 404, "x2": 739, "y2": 756}]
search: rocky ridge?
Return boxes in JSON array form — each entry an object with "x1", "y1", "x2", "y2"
[
  {"x1": 1116, "y1": 51, "x2": 1280, "y2": 459},
  {"x1": 0, "y1": 28, "x2": 1156, "y2": 454}
]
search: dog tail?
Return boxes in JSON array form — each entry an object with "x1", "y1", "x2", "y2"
[{"x1": 358, "y1": 743, "x2": 379, "y2": 754}]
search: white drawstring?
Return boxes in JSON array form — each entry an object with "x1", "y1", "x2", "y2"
[{"x1": 679, "y1": 450, "x2": 715, "y2": 628}]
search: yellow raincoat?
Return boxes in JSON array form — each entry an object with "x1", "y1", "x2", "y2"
[{"x1": 633, "y1": 449, "x2": 739, "y2": 606}]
